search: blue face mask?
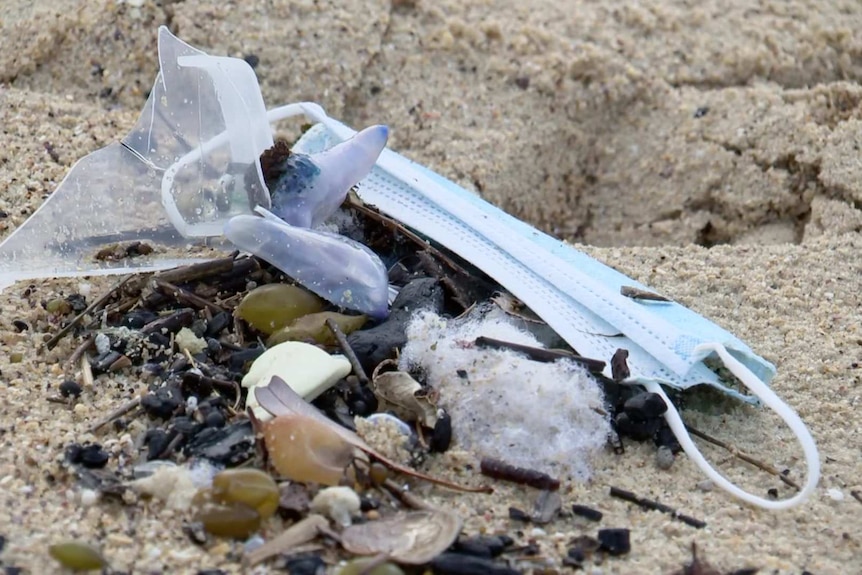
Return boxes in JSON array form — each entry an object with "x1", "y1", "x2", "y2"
[
  {"x1": 0, "y1": 26, "x2": 819, "y2": 510},
  {"x1": 282, "y1": 110, "x2": 819, "y2": 511}
]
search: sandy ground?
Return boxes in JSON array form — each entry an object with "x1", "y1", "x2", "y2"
[{"x1": 1, "y1": 0, "x2": 861, "y2": 573}]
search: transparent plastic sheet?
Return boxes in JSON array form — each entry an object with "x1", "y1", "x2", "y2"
[
  {"x1": 0, "y1": 27, "x2": 819, "y2": 509},
  {"x1": 0, "y1": 27, "x2": 272, "y2": 290}
]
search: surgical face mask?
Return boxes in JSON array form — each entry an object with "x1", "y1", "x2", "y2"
[{"x1": 0, "y1": 26, "x2": 819, "y2": 510}]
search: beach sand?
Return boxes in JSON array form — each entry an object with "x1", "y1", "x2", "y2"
[{"x1": 0, "y1": 0, "x2": 860, "y2": 573}]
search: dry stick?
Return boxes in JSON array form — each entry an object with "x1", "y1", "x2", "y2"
[
  {"x1": 474, "y1": 336, "x2": 607, "y2": 374},
  {"x1": 685, "y1": 424, "x2": 801, "y2": 490},
  {"x1": 43, "y1": 274, "x2": 135, "y2": 350},
  {"x1": 87, "y1": 397, "x2": 141, "y2": 433},
  {"x1": 380, "y1": 478, "x2": 434, "y2": 511},
  {"x1": 152, "y1": 278, "x2": 226, "y2": 315},
  {"x1": 610, "y1": 486, "x2": 706, "y2": 529},
  {"x1": 67, "y1": 335, "x2": 95, "y2": 367},
  {"x1": 152, "y1": 254, "x2": 236, "y2": 284},
  {"x1": 480, "y1": 457, "x2": 560, "y2": 491},
  {"x1": 345, "y1": 194, "x2": 474, "y2": 278},
  {"x1": 326, "y1": 318, "x2": 369, "y2": 385},
  {"x1": 851, "y1": 490, "x2": 862, "y2": 505}
]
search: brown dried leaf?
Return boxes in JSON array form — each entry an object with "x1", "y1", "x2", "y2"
[
  {"x1": 261, "y1": 413, "x2": 360, "y2": 485},
  {"x1": 256, "y1": 377, "x2": 492, "y2": 493},
  {"x1": 371, "y1": 370, "x2": 439, "y2": 428},
  {"x1": 341, "y1": 510, "x2": 463, "y2": 564}
]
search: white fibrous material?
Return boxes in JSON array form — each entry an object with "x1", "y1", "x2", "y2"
[{"x1": 400, "y1": 308, "x2": 610, "y2": 481}]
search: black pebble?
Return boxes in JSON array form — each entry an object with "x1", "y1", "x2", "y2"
[
  {"x1": 508, "y1": 507, "x2": 530, "y2": 522},
  {"x1": 653, "y1": 423, "x2": 682, "y2": 453},
  {"x1": 243, "y1": 54, "x2": 260, "y2": 69},
  {"x1": 66, "y1": 443, "x2": 109, "y2": 469},
  {"x1": 11, "y1": 320, "x2": 28, "y2": 332},
  {"x1": 141, "y1": 385, "x2": 183, "y2": 419},
  {"x1": 429, "y1": 410, "x2": 452, "y2": 453},
  {"x1": 429, "y1": 552, "x2": 521, "y2": 575},
  {"x1": 90, "y1": 350, "x2": 122, "y2": 374},
  {"x1": 204, "y1": 411, "x2": 225, "y2": 429},
  {"x1": 228, "y1": 344, "x2": 266, "y2": 371},
  {"x1": 144, "y1": 429, "x2": 172, "y2": 460},
  {"x1": 185, "y1": 420, "x2": 255, "y2": 466},
  {"x1": 66, "y1": 293, "x2": 88, "y2": 313},
  {"x1": 121, "y1": 310, "x2": 158, "y2": 330},
  {"x1": 453, "y1": 535, "x2": 510, "y2": 558},
  {"x1": 195, "y1": 570, "x2": 225, "y2": 575},
  {"x1": 205, "y1": 312, "x2": 231, "y2": 337},
  {"x1": 278, "y1": 554, "x2": 325, "y2": 575},
  {"x1": 347, "y1": 278, "x2": 444, "y2": 373},
  {"x1": 59, "y1": 379, "x2": 82, "y2": 398},
  {"x1": 571, "y1": 504, "x2": 603, "y2": 522},
  {"x1": 597, "y1": 528, "x2": 631, "y2": 556},
  {"x1": 623, "y1": 392, "x2": 667, "y2": 421},
  {"x1": 615, "y1": 412, "x2": 661, "y2": 441},
  {"x1": 171, "y1": 416, "x2": 202, "y2": 438}
]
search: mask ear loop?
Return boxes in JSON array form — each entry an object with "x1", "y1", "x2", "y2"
[{"x1": 640, "y1": 342, "x2": 820, "y2": 510}]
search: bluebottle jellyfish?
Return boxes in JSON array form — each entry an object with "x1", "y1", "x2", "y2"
[{"x1": 224, "y1": 125, "x2": 391, "y2": 319}]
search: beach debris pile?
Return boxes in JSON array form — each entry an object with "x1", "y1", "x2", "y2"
[{"x1": 25, "y1": 125, "x2": 697, "y2": 573}]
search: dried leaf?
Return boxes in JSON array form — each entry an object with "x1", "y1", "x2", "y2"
[
  {"x1": 341, "y1": 510, "x2": 463, "y2": 564},
  {"x1": 245, "y1": 514, "x2": 328, "y2": 565},
  {"x1": 256, "y1": 377, "x2": 492, "y2": 493},
  {"x1": 261, "y1": 413, "x2": 361, "y2": 485},
  {"x1": 371, "y1": 370, "x2": 439, "y2": 428}
]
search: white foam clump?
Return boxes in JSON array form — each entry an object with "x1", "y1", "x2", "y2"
[{"x1": 400, "y1": 308, "x2": 610, "y2": 482}]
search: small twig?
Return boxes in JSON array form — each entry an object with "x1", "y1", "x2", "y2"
[
  {"x1": 480, "y1": 457, "x2": 560, "y2": 491},
  {"x1": 473, "y1": 336, "x2": 606, "y2": 373},
  {"x1": 609, "y1": 486, "x2": 705, "y2": 529},
  {"x1": 153, "y1": 255, "x2": 236, "y2": 284},
  {"x1": 67, "y1": 335, "x2": 95, "y2": 367},
  {"x1": 152, "y1": 278, "x2": 226, "y2": 315},
  {"x1": 620, "y1": 285, "x2": 671, "y2": 302},
  {"x1": 851, "y1": 490, "x2": 862, "y2": 505},
  {"x1": 46, "y1": 396, "x2": 71, "y2": 405},
  {"x1": 346, "y1": 193, "x2": 475, "y2": 278},
  {"x1": 685, "y1": 425, "x2": 801, "y2": 490},
  {"x1": 326, "y1": 318, "x2": 369, "y2": 384},
  {"x1": 80, "y1": 354, "x2": 94, "y2": 389},
  {"x1": 380, "y1": 478, "x2": 434, "y2": 511},
  {"x1": 43, "y1": 274, "x2": 134, "y2": 350},
  {"x1": 87, "y1": 397, "x2": 141, "y2": 434}
]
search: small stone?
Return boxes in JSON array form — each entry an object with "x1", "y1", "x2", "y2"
[
  {"x1": 429, "y1": 552, "x2": 521, "y2": 575},
  {"x1": 141, "y1": 385, "x2": 184, "y2": 419},
  {"x1": 531, "y1": 490, "x2": 561, "y2": 524},
  {"x1": 655, "y1": 445, "x2": 675, "y2": 470},
  {"x1": 623, "y1": 392, "x2": 667, "y2": 421},
  {"x1": 827, "y1": 488, "x2": 844, "y2": 501},
  {"x1": 614, "y1": 412, "x2": 660, "y2": 441},
  {"x1": 48, "y1": 541, "x2": 107, "y2": 571},
  {"x1": 597, "y1": 528, "x2": 631, "y2": 556},
  {"x1": 281, "y1": 554, "x2": 326, "y2": 575},
  {"x1": 197, "y1": 503, "x2": 261, "y2": 539},
  {"x1": 347, "y1": 278, "x2": 444, "y2": 373},
  {"x1": 94, "y1": 333, "x2": 111, "y2": 355},
  {"x1": 696, "y1": 480, "x2": 714, "y2": 492},
  {"x1": 508, "y1": 507, "x2": 530, "y2": 522},
  {"x1": 9, "y1": 352, "x2": 23, "y2": 363},
  {"x1": 310, "y1": 486, "x2": 361, "y2": 527}
]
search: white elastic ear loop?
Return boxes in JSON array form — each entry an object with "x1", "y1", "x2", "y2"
[{"x1": 641, "y1": 342, "x2": 820, "y2": 510}]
